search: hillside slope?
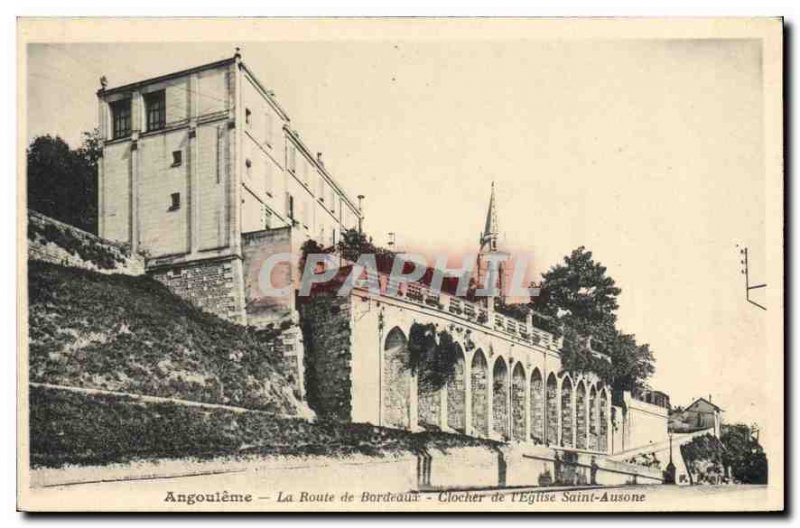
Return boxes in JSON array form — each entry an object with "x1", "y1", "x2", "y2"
[{"x1": 27, "y1": 260, "x2": 309, "y2": 417}]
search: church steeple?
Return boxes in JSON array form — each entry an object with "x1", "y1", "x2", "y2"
[
  {"x1": 476, "y1": 182, "x2": 505, "y2": 302},
  {"x1": 480, "y1": 181, "x2": 499, "y2": 253}
]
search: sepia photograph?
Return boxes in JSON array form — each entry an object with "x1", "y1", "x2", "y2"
[{"x1": 15, "y1": 17, "x2": 784, "y2": 512}]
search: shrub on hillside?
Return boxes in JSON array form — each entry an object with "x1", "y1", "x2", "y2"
[{"x1": 28, "y1": 261, "x2": 304, "y2": 415}]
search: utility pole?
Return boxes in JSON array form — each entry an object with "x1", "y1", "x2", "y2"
[
  {"x1": 738, "y1": 244, "x2": 766, "y2": 311},
  {"x1": 665, "y1": 431, "x2": 676, "y2": 484}
]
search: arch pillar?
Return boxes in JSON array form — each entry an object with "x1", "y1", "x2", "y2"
[
  {"x1": 571, "y1": 385, "x2": 577, "y2": 448},
  {"x1": 556, "y1": 378, "x2": 563, "y2": 446},
  {"x1": 464, "y1": 359, "x2": 473, "y2": 436},
  {"x1": 409, "y1": 371, "x2": 419, "y2": 431},
  {"x1": 506, "y1": 363, "x2": 513, "y2": 440},
  {"x1": 524, "y1": 373, "x2": 532, "y2": 442},
  {"x1": 486, "y1": 369, "x2": 494, "y2": 439},
  {"x1": 606, "y1": 392, "x2": 613, "y2": 454},
  {"x1": 585, "y1": 385, "x2": 591, "y2": 450},
  {"x1": 439, "y1": 386, "x2": 449, "y2": 431}
]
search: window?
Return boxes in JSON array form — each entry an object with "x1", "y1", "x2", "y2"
[
  {"x1": 171, "y1": 150, "x2": 182, "y2": 167},
  {"x1": 110, "y1": 99, "x2": 131, "y2": 139},
  {"x1": 288, "y1": 144, "x2": 296, "y2": 173},
  {"x1": 144, "y1": 90, "x2": 166, "y2": 131},
  {"x1": 318, "y1": 175, "x2": 325, "y2": 202},
  {"x1": 245, "y1": 108, "x2": 252, "y2": 126},
  {"x1": 329, "y1": 186, "x2": 335, "y2": 212},
  {"x1": 262, "y1": 205, "x2": 272, "y2": 230},
  {"x1": 287, "y1": 193, "x2": 295, "y2": 221},
  {"x1": 169, "y1": 192, "x2": 181, "y2": 211},
  {"x1": 265, "y1": 161, "x2": 273, "y2": 197},
  {"x1": 264, "y1": 112, "x2": 273, "y2": 147},
  {"x1": 245, "y1": 158, "x2": 252, "y2": 179}
]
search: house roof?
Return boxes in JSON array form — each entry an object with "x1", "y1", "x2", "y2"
[{"x1": 686, "y1": 397, "x2": 723, "y2": 412}]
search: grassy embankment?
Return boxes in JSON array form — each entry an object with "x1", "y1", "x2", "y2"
[{"x1": 28, "y1": 261, "x2": 497, "y2": 468}]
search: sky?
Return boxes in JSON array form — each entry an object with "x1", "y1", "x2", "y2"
[{"x1": 26, "y1": 38, "x2": 768, "y2": 425}]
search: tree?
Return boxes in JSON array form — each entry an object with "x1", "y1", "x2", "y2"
[
  {"x1": 27, "y1": 130, "x2": 101, "y2": 234},
  {"x1": 534, "y1": 246, "x2": 621, "y2": 331},
  {"x1": 532, "y1": 246, "x2": 655, "y2": 391},
  {"x1": 720, "y1": 424, "x2": 768, "y2": 484},
  {"x1": 406, "y1": 322, "x2": 460, "y2": 392}
]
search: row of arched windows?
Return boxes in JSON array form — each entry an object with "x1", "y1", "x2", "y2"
[{"x1": 382, "y1": 326, "x2": 610, "y2": 452}]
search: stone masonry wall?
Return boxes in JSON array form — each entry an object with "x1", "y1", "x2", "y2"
[
  {"x1": 27, "y1": 211, "x2": 145, "y2": 275},
  {"x1": 241, "y1": 226, "x2": 294, "y2": 328},
  {"x1": 299, "y1": 294, "x2": 353, "y2": 421},
  {"x1": 149, "y1": 256, "x2": 246, "y2": 324}
]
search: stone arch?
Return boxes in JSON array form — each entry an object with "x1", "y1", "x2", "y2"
[
  {"x1": 492, "y1": 357, "x2": 510, "y2": 440},
  {"x1": 470, "y1": 349, "x2": 489, "y2": 436},
  {"x1": 530, "y1": 368, "x2": 544, "y2": 444},
  {"x1": 511, "y1": 362, "x2": 526, "y2": 441},
  {"x1": 588, "y1": 385, "x2": 598, "y2": 451},
  {"x1": 383, "y1": 326, "x2": 410, "y2": 428},
  {"x1": 575, "y1": 379, "x2": 587, "y2": 449},
  {"x1": 546, "y1": 373, "x2": 558, "y2": 445},
  {"x1": 560, "y1": 375, "x2": 574, "y2": 448},
  {"x1": 598, "y1": 385, "x2": 609, "y2": 453},
  {"x1": 446, "y1": 343, "x2": 467, "y2": 432}
]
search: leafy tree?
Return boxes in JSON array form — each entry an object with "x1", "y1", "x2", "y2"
[
  {"x1": 680, "y1": 433, "x2": 725, "y2": 484},
  {"x1": 337, "y1": 228, "x2": 397, "y2": 273},
  {"x1": 532, "y1": 246, "x2": 655, "y2": 391},
  {"x1": 721, "y1": 424, "x2": 768, "y2": 484},
  {"x1": 534, "y1": 246, "x2": 621, "y2": 331},
  {"x1": 406, "y1": 322, "x2": 460, "y2": 392},
  {"x1": 27, "y1": 130, "x2": 101, "y2": 233}
]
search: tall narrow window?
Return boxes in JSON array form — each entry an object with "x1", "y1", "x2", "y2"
[
  {"x1": 264, "y1": 112, "x2": 273, "y2": 147},
  {"x1": 265, "y1": 161, "x2": 273, "y2": 197},
  {"x1": 288, "y1": 144, "x2": 296, "y2": 174},
  {"x1": 245, "y1": 108, "x2": 252, "y2": 126},
  {"x1": 287, "y1": 193, "x2": 295, "y2": 222},
  {"x1": 110, "y1": 99, "x2": 131, "y2": 139},
  {"x1": 261, "y1": 204, "x2": 271, "y2": 230},
  {"x1": 144, "y1": 90, "x2": 166, "y2": 131}
]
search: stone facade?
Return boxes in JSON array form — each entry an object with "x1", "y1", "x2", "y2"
[
  {"x1": 299, "y1": 279, "x2": 616, "y2": 454},
  {"x1": 94, "y1": 53, "x2": 367, "y2": 400},
  {"x1": 299, "y1": 294, "x2": 353, "y2": 421},
  {"x1": 149, "y1": 256, "x2": 246, "y2": 324},
  {"x1": 241, "y1": 226, "x2": 294, "y2": 327},
  {"x1": 97, "y1": 52, "x2": 361, "y2": 272}
]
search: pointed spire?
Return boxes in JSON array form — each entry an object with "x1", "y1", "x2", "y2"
[{"x1": 480, "y1": 182, "x2": 499, "y2": 253}]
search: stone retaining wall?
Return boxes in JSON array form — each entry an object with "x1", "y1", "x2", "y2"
[{"x1": 27, "y1": 210, "x2": 144, "y2": 275}]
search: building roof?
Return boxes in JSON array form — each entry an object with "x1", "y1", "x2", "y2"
[
  {"x1": 99, "y1": 57, "x2": 237, "y2": 97},
  {"x1": 686, "y1": 397, "x2": 723, "y2": 412}
]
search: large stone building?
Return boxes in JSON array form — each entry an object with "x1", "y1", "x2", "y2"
[{"x1": 97, "y1": 50, "x2": 362, "y2": 326}]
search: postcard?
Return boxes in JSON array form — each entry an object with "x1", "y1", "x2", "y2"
[{"x1": 17, "y1": 17, "x2": 784, "y2": 512}]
